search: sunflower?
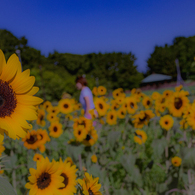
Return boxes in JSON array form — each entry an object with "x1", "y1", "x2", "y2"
[
  {"x1": 175, "y1": 85, "x2": 183, "y2": 92},
  {"x1": 180, "y1": 119, "x2": 188, "y2": 129},
  {"x1": 0, "y1": 50, "x2": 43, "y2": 142},
  {"x1": 142, "y1": 96, "x2": 153, "y2": 109},
  {"x1": 125, "y1": 97, "x2": 138, "y2": 114},
  {"x1": 33, "y1": 153, "x2": 44, "y2": 162},
  {"x1": 25, "y1": 157, "x2": 64, "y2": 194},
  {"x1": 111, "y1": 101, "x2": 119, "y2": 110},
  {"x1": 171, "y1": 156, "x2": 182, "y2": 167},
  {"x1": 91, "y1": 155, "x2": 97, "y2": 163},
  {"x1": 112, "y1": 88, "x2": 122, "y2": 99},
  {"x1": 151, "y1": 92, "x2": 161, "y2": 100},
  {"x1": 78, "y1": 172, "x2": 102, "y2": 195},
  {"x1": 59, "y1": 98, "x2": 73, "y2": 114},
  {"x1": 43, "y1": 100, "x2": 52, "y2": 111},
  {"x1": 132, "y1": 110, "x2": 155, "y2": 128},
  {"x1": 159, "y1": 115, "x2": 174, "y2": 131},
  {"x1": 23, "y1": 130, "x2": 41, "y2": 150},
  {"x1": 162, "y1": 90, "x2": 173, "y2": 99},
  {"x1": 94, "y1": 98, "x2": 108, "y2": 117},
  {"x1": 115, "y1": 96, "x2": 125, "y2": 105},
  {"x1": 36, "y1": 109, "x2": 46, "y2": 127},
  {"x1": 92, "y1": 87, "x2": 98, "y2": 96},
  {"x1": 49, "y1": 121, "x2": 63, "y2": 138},
  {"x1": 83, "y1": 127, "x2": 98, "y2": 146},
  {"x1": 97, "y1": 86, "x2": 107, "y2": 96},
  {"x1": 47, "y1": 113, "x2": 59, "y2": 122},
  {"x1": 0, "y1": 142, "x2": 5, "y2": 156},
  {"x1": 74, "y1": 126, "x2": 87, "y2": 142},
  {"x1": 64, "y1": 157, "x2": 74, "y2": 165},
  {"x1": 47, "y1": 106, "x2": 60, "y2": 115},
  {"x1": 57, "y1": 158, "x2": 78, "y2": 195},
  {"x1": 168, "y1": 91, "x2": 189, "y2": 117},
  {"x1": 37, "y1": 129, "x2": 50, "y2": 145},
  {"x1": 39, "y1": 144, "x2": 46, "y2": 153},
  {"x1": 73, "y1": 117, "x2": 92, "y2": 132},
  {"x1": 106, "y1": 110, "x2": 117, "y2": 125},
  {"x1": 134, "y1": 130, "x2": 147, "y2": 145},
  {"x1": 65, "y1": 114, "x2": 73, "y2": 121},
  {"x1": 117, "y1": 107, "x2": 126, "y2": 119},
  {"x1": 186, "y1": 108, "x2": 195, "y2": 130}
]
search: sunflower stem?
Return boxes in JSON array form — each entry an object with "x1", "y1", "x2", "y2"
[{"x1": 165, "y1": 130, "x2": 170, "y2": 173}]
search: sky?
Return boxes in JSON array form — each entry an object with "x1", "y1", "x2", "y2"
[{"x1": 0, "y1": 0, "x2": 195, "y2": 72}]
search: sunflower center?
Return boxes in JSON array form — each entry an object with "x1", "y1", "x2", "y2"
[
  {"x1": 26, "y1": 135, "x2": 38, "y2": 144},
  {"x1": 78, "y1": 130, "x2": 81, "y2": 135},
  {"x1": 174, "y1": 98, "x2": 183, "y2": 110},
  {"x1": 146, "y1": 100, "x2": 150, "y2": 106},
  {"x1": 37, "y1": 172, "x2": 51, "y2": 189},
  {"x1": 53, "y1": 126, "x2": 58, "y2": 132},
  {"x1": 59, "y1": 173, "x2": 69, "y2": 189},
  {"x1": 64, "y1": 104, "x2": 69, "y2": 108},
  {"x1": 40, "y1": 115, "x2": 44, "y2": 121},
  {"x1": 88, "y1": 188, "x2": 94, "y2": 195},
  {"x1": 121, "y1": 111, "x2": 124, "y2": 115},
  {"x1": 86, "y1": 134, "x2": 91, "y2": 141},
  {"x1": 99, "y1": 103, "x2": 103, "y2": 109},
  {"x1": 130, "y1": 102, "x2": 134, "y2": 108},
  {"x1": 110, "y1": 115, "x2": 114, "y2": 120},
  {"x1": 165, "y1": 121, "x2": 168, "y2": 125},
  {"x1": 0, "y1": 80, "x2": 17, "y2": 118}
]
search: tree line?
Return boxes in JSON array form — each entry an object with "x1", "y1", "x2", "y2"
[{"x1": 0, "y1": 29, "x2": 194, "y2": 101}]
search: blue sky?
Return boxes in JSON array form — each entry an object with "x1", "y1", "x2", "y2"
[{"x1": 0, "y1": 0, "x2": 195, "y2": 72}]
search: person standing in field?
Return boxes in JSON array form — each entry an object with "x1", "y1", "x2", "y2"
[{"x1": 75, "y1": 76, "x2": 98, "y2": 119}]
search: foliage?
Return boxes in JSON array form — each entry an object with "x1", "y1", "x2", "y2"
[{"x1": 147, "y1": 36, "x2": 195, "y2": 80}]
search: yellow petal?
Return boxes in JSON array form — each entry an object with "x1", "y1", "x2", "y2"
[
  {"x1": 15, "y1": 104, "x2": 38, "y2": 120},
  {"x1": 27, "y1": 86, "x2": 39, "y2": 95},
  {"x1": 0, "y1": 50, "x2": 6, "y2": 75},
  {"x1": 16, "y1": 95, "x2": 43, "y2": 106},
  {"x1": 14, "y1": 76, "x2": 35, "y2": 94},
  {"x1": 0, "y1": 54, "x2": 21, "y2": 82}
]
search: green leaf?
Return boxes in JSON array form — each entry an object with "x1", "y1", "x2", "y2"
[
  {"x1": 0, "y1": 177, "x2": 17, "y2": 195},
  {"x1": 152, "y1": 138, "x2": 167, "y2": 159},
  {"x1": 120, "y1": 154, "x2": 135, "y2": 175},
  {"x1": 107, "y1": 131, "x2": 121, "y2": 148}
]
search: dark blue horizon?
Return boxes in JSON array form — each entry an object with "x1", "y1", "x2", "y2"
[{"x1": 0, "y1": 0, "x2": 195, "y2": 73}]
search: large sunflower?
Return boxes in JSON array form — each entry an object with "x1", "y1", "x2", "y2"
[
  {"x1": 49, "y1": 121, "x2": 63, "y2": 138},
  {"x1": 57, "y1": 158, "x2": 78, "y2": 195},
  {"x1": 36, "y1": 109, "x2": 46, "y2": 127},
  {"x1": 78, "y1": 172, "x2": 102, "y2": 195},
  {"x1": 23, "y1": 130, "x2": 41, "y2": 150},
  {"x1": 0, "y1": 50, "x2": 43, "y2": 142},
  {"x1": 134, "y1": 130, "x2": 147, "y2": 145},
  {"x1": 58, "y1": 99, "x2": 73, "y2": 114},
  {"x1": 117, "y1": 107, "x2": 126, "y2": 119},
  {"x1": 132, "y1": 110, "x2": 155, "y2": 128},
  {"x1": 73, "y1": 126, "x2": 87, "y2": 142},
  {"x1": 94, "y1": 98, "x2": 108, "y2": 116},
  {"x1": 25, "y1": 157, "x2": 64, "y2": 194},
  {"x1": 83, "y1": 127, "x2": 98, "y2": 146},
  {"x1": 142, "y1": 96, "x2": 153, "y2": 109},
  {"x1": 125, "y1": 97, "x2": 138, "y2": 114},
  {"x1": 106, "y1": 110, "x2": 117, "y2": 125},
  {"x1": 97, "y1": 86, "x2": 107, "y2": 96},
  {"x1": 168, "y1": 91, "x2": 189, "y2": 117},
  {"x1": 159, "y1": 115, "x2": 174, "y2": 131}
]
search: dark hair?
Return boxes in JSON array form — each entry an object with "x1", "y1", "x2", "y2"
[{"x1": 75, "y1": 76, "x2": 87, "y2": 86}]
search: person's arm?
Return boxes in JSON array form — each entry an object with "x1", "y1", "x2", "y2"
[{"x1": 84, "y1": 96, "x2": 90, "y2": 114}]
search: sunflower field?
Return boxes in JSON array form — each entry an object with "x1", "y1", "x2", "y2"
[{"x1": 1, "y1": 50, "x2": 195, "y2": 195}]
